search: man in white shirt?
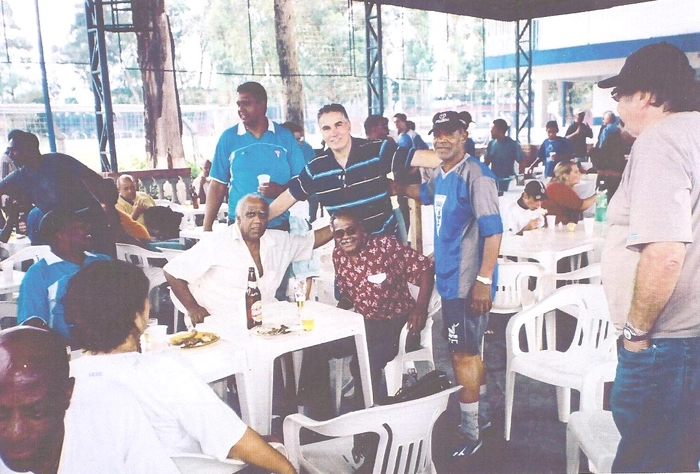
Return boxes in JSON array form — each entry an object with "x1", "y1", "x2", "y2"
[
  {"x1": 501, "y1": 180, "x2": 548, "y2": 235},
  {"x1": 164, "y1": 193, "x2": 332, "y2": 326},
  {"x1": 0, "y1": 326, "x2": 178, "y2": 474}
]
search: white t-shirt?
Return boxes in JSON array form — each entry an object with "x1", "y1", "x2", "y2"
[
  {"x1": 501, "y1": 199, "x2": 544, "y2": 235},
  {"x1": 163, "y1": 224, "x2": 314, "y2": 322},
  {"x1": 0, "y1": 378, "x2": 178, "y2": 474},
  {"x1": 70, "y1": 352, "x2": 247, "y2": 461}
]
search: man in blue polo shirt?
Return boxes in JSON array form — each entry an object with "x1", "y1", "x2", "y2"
[
  {"x1": 268, "y1": 103, "x2": 440, "y2": 237},
  {"x1": 203, "y1": 82, "x2": 306, "y2": 231},
  {"x1": 395, "y1": 111, "x2": 502, "y2": 461},
  {"x1": 17, "y1": 210, "x2": 111, "y2": 340}
]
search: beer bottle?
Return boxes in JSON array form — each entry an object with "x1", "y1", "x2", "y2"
[{"x1": 246, "y1": 267, "x2": 262, "y2": 329}]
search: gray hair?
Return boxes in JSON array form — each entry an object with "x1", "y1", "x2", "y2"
[{"x1": 235, "y1": 193, "x2": 268, "y2": 219}]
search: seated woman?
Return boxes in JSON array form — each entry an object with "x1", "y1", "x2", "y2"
[
  {"x1": 65, "y1": 260, "x2": 296, "y2": 474},
  {"x1": 543, "y1": 161, "x2": 596, "y2": 224}
]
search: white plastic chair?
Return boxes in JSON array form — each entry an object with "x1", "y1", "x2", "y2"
[
  {"x1": 566, "y1": 362, "x2": 619, "y2": 474},
  {"x1": 115, "y1": 243, "x2": 171, "y2": 290},
  {"x1": 0, "y1": 245, "x2": 51, "y2": 271},
  {"x1": 284, "y1": 385, "x2": 460, "y2": 474},
  {"x1": 492, "y1": 261, "x2": 544, "y2": 314},
  {"x1": 383, "y1": 285, "x2": 441, "y2": 396},
  {"x1": 504, "y1": 284, "x2": 616, "y2": 441},
  {"x1": 172, "y1": 443, "x2": 288, "y2": 474},
  {"x1": 0, "y1": 301, "x2": 17, "y2": 329}
]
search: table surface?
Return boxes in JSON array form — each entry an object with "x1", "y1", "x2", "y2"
[{"x1": 500, "y1": 220, "x2": 607, "y2": 260}]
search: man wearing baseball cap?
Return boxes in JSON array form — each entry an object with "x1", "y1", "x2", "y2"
[
  {"x1": 395, "y1": 110, "x2": 502, "y2": 461},
  {"x1": 598, "y1": 42, "x2": 700, "y2": 472},
  {"x1": 501, "y1": 180, "x2": 547, "y2": 235}
]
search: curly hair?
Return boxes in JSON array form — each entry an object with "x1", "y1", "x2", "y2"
[{"x1": 63, "y1": 260, "x2": 149, "y2": 352}]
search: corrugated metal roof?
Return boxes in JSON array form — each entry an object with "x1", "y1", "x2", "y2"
[{"x1": 360, "y1": 0, "x2": 657, "y2": 21}]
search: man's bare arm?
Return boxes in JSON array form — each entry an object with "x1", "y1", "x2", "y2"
[
  {"x1": 312, "y1": 225, "x2": 333, "y2": 249},
  {"x1": 409, "y1": 149, "x2": 440, "y2": 169},
  {"x1": 268, "y1": 189, "x2": 298, "y2": 221},
  {"x1": 470, "y1": 233, "x2": 502, "y2": 315},
  {"x1": 407, "y1": 266, "x2": 435, "y2": 333},
  {"x1": 227, "y1": 428, "x2": 296, "y2": 474},
  {"x1": 164, "y1": 271, "x2": 210, "y2": 324},
  {"x1": 390, "y1": 180, "x2": 423, "y2": 203},
  {"x1": 626, "y1": 241, "x2": 685, "y2": 348},
  {"x1": 203, "y1": 181, "x2": 227, "y2": 231}
]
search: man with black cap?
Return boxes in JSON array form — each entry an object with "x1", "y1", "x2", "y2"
[
  {"x1": 598, "y1": 42, "x2": 700, "y2": 473},
  {"x1": 394, "y1": 110, "x2": 502, "y2": 460},
  {"x1": 501, "y1": 180, "x2": 547, "y2": 235}
]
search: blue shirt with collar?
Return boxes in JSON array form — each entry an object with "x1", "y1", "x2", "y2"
[
  {"x1": 17, "y1": 252, "x2": 111, "y2": 340},
  {"x1": 210, "y1": 120, "x2": 306, "y2": 229}
]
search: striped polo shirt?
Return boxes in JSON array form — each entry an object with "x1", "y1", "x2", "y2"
[{"x1": 288, "y1": 137, "x2": 414, "y2": 235}]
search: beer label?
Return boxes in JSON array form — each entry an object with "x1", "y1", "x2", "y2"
[{"x1": 251, "y1": 300, "x2": 262, "y2": 323}]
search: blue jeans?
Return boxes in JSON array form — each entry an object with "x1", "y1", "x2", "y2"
[{"x1": 611, "y1": 337, "x2": 700, "y2": 473}]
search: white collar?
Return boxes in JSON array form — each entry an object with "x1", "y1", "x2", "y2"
[
  {"x1": 237, "y1": 119, "x2": 276, "y2": 136},
  {"x1": 43, "y1": 251, "x2": 96, "y2": 265}
]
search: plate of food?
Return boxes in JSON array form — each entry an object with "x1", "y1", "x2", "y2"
[
  {"x1": 169, "y1": 331, "x2": 220, "y2": 349},
  {"x1": 253, "y1": 324, "x2": 295, "y2": 337}
]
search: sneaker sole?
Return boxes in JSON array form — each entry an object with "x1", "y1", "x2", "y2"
[{"x1": 452, "y1": 438, "x2": 483, "y2": 457}]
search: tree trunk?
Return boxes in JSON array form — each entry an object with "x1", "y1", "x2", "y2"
[
  {"x1": 274, "y1": 0, "x2": 305, "y2": 127},
  {"x1": 133, "y1": 0, "x2": 185, "y2": 169}
]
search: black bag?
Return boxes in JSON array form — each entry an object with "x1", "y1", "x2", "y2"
[{"x1": 382, "y1": 369, "x2": 453, "y2": 405}]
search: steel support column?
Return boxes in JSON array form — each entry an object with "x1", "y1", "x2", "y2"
[
  {"x1": 515, "y1": 19, "x2": 533, "y2": 143},
  {"x1": 85, "y1": 0, "x2": 138, "y2": 172},
  {"x1": 365, "y1": 1, "x2": 384, "y2": 116}
]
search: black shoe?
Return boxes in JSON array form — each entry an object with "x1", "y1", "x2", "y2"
[{"x1": 451, "y1": 435, "x2": 483, "y2": 458}]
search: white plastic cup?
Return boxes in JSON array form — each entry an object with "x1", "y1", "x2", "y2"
[
  {"x1": 257, "y1": 174, "x2": 271, "y2": 187},
  {"x1": 583, "y1": 217, "x2": 594, "y2": 235},
  {"x1": 546, "y1": 215, "x2": 556, "y2": 230},
  {"x1": 147, "y1": 325, "x2": 168, "y2": 352}
]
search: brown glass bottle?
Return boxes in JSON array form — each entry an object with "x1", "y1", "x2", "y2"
[{"x1": 246, "y1": 267, "x2": 262, "y2": 329}]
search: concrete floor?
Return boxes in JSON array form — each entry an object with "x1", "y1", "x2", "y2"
[{"x1": 430, "y1": 310, "x2": 578, "y2": 474}]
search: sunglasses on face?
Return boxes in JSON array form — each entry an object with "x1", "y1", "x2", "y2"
[{"x1": 333, "y1": 226, "x2": 357, "y2": 239}]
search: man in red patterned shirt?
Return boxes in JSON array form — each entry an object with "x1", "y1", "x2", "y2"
[{"x1": 332, "y1": 211, "x2": 434, "y2": 400}]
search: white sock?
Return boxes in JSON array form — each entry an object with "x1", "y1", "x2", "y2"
[{"x1": 458, "y1": 401, "x2": 479, "y2": 441}]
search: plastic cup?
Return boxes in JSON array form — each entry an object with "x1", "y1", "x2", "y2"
[
  {"x1": 257, "y1": 174, "x2": 271, "y2": 187},
  {"x1": 546, "y1": 215, "x2": 556, "y2": 230},
  {"x1": 583, "y1": 217, "x2": 594, "y2": 235},
  {"x1": 301, "y1": 314, "x2": 315, "y2": 331},
  {"x1": 567, "y1": 222, "x2": 576, "y2": 232},
  {"x1": 147, "y1": 325, "x2": 168, "y2": 352}
]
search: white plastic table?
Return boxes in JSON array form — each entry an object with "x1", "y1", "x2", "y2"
[
  {"x1": 171, "y1": 300, "x2": 373, "y2": 436},
  {"x1": 500, "y1": 221, "x2": 608, "y2": 347}
]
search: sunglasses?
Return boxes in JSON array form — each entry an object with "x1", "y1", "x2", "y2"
[{"x1": 333, "y1": 226, "x2": 358, "y2": 239}]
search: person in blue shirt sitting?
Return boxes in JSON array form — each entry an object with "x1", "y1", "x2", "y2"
[{"x1": 17, "y1": 210, "x2": 111, "y2": 341}]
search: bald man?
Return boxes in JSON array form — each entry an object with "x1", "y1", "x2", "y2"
[
  {"x1": 116, "y1": 175, "x2": 156, "y2": 225},
  {"x1": 0, "y1": 326, "x2": 178, "y2": 474}
]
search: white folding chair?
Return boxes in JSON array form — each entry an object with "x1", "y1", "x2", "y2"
[
  {"x1": 504, "y1": 284, "x2": 616, "y2": 440},
  {"x1": 566, "y1": 362, "x2": 619, "y2": 474},
  {"x1": 171, "y1": 443, "x2": 288, "y2": 474},
  {"x1": 284, "y1": 386, "x2": 460, "y2": 474}
]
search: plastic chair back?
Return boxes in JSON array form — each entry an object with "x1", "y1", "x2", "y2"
[
  {"x1": 284, "y1": 386, "x2": 459, "y2": 474},
  {"x1": 492, "y1": 261, "x2": 543, "y2": 314},
  {"x1": 1, "y1": 245, "x2": 51, "y2": 272}
]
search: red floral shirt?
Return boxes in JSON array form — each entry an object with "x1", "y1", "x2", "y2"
[{"x1": 333, "y1": 235, "x2": 434, "y2": 320}]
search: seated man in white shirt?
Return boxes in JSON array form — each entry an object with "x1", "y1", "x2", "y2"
[
  {"x1": 164, "y1": 193, "x2": 332, "y2": 327},
  {"x1": 66, "y1": 260, "x2": 296, "y2": 474},
  {"x1": 501, "y1": 180, "x2": 548, "y2": 235},
  {"x1": 0, "y1": 326, "x2": 178, "y2": 474}
]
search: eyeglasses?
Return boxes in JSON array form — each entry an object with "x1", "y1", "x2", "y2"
[{"x1": 332, "y1": 226, "x2": 357, "y2": 239}]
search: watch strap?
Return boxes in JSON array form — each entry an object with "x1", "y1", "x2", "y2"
[{"x1": 475, "y1": 275, "x2": 492, "y2": 285}]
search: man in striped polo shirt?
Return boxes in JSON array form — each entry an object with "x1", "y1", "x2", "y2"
[{"x1": 268, "y1": 103, "x2": 439, "y2": 237}]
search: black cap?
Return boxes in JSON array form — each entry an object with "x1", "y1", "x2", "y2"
[
  {"x1": 428, "y1": 111, "x2": 467, "y2": 135},
  {"x1": 597, "y1": 42, "x2": 694, "y2": 92},
  {"x1": 524, "y1": 180, "x2": 547, "y2": 200}
]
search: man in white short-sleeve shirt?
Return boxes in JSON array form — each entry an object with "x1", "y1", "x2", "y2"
[
  {"x1": 165, "y1": 194, "x2": 331, "y2": 328},
  {"x1": 0, "y1": 327, "x2": 178, "y2": 474},
  {"x1": 501, "y1": 180, "x2": 547, "y2": 235},
  {"x1": 598, "y1": 42, "x2": 700, "y2": 473}
]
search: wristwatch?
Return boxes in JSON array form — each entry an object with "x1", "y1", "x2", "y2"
[
  {"x1": 622, "y1": 322, "x2": 649, "y2": 342},
  {"x1": 475, "y1": 275, "x2": 492, "y2": 285}
]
